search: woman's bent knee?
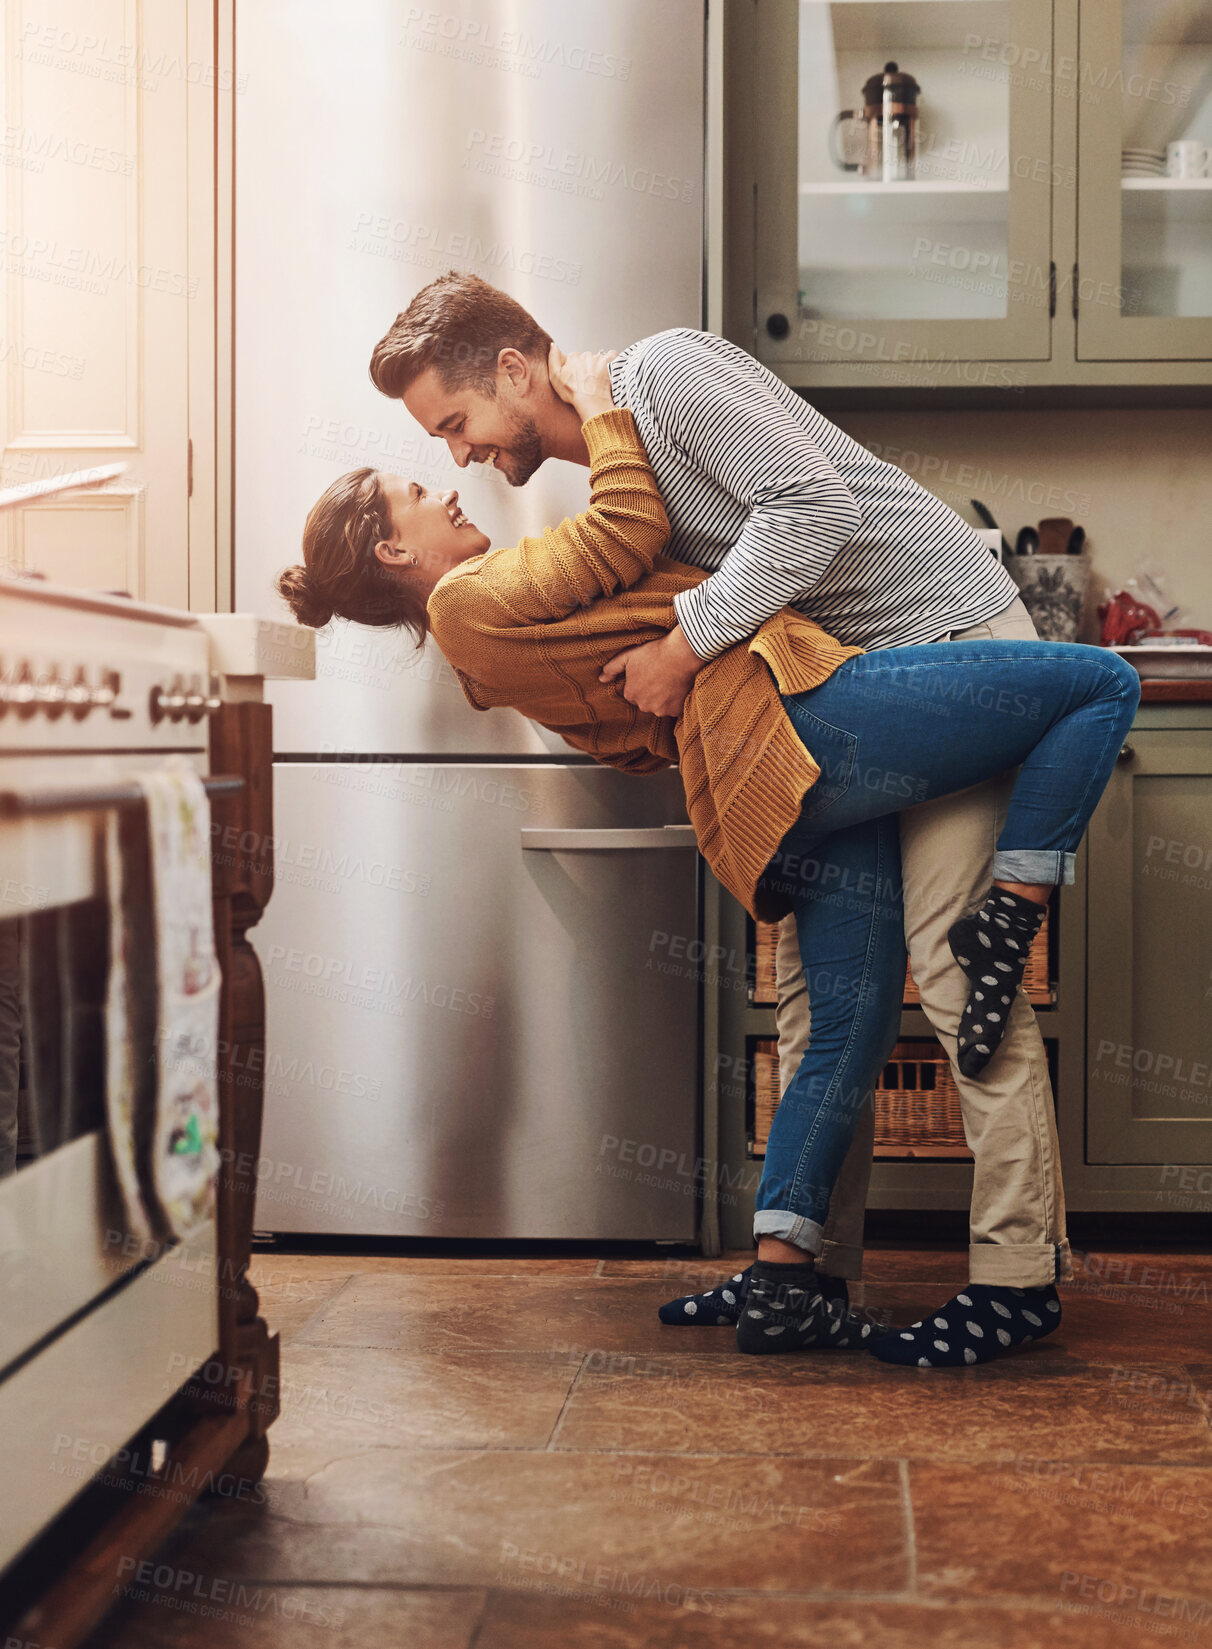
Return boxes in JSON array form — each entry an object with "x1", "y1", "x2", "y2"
[{"x1": 1106, "y1": 650, "x2": 1142, "y2": 708}]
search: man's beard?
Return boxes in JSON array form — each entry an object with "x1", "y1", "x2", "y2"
[{"x1": 498, "y1": 411, "x2": 543, "y2": 487}]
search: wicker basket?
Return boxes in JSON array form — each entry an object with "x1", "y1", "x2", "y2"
[
  {"x1": 874, "y1": 1040, "x2": 966, "y2": 1149},
  {"x1": 750, "y1": 1036, "x2": 969, "y2": 1155},
  {"x1": 753, "y1": 919, "x2": 780, "y2": 1005},
  {"x1": 751, "y1": 1038, "x2": 781, "y2": 1154},
  {"x1": 753, "y1": 908, "x2": 1052, "y2": 1009},
  {"x1": 904, "y1": 908, "x2": 1052, "y2": 1007}
]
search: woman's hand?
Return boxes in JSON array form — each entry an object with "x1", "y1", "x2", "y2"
[{"x1": 548, "y1": 343, "x2": 618, "y2": 423}]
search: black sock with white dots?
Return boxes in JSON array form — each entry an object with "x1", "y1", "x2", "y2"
[
  {"x1": 870, "y1": 1283, "x2": 1061, "y2": 1367},
  {"x1": 948, "y1": 888, "x2": 1047, "y2": 1078},
  {"x1": 658, "y1": 1265, "x2": 848, "y2": 1325},
  {"x1": 735, "y1": 1260, "x2": 877, "y2": 1354}
]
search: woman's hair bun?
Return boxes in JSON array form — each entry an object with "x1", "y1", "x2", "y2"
[{"x1": 276, "y1": 564, "x2": 333, "y2": 629}]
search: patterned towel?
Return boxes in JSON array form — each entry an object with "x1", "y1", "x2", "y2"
[{"x1": 105, "y1": 759, "x2": 221, "y2": 1244}]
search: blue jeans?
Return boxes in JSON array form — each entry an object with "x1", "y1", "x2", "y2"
[{"x1": 754, "y1": 640, "x2": 1140, "y2": 1251}]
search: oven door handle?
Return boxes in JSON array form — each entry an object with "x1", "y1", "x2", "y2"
[{"x1": 0, "y1": 773, "x2": 244, "y2": 817}]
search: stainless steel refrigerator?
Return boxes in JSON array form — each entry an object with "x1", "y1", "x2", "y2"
[{"x1": 234, "y1": 0, "x2": 707, "y2": 1238}]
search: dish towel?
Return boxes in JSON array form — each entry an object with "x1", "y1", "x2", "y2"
[{"x1": 105, "y1": 759, "x2": 222, "y2": 1244}]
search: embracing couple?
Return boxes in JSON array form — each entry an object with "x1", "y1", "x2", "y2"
[{"x1": 279, "y1": 272, "x2": 1139, "y2": 1369}]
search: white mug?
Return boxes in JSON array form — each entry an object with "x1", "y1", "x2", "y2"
[{"x1": 1166, "y1": 140, "x2": 1209, "y2": 179}]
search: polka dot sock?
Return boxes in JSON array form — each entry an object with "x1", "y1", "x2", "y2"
[
  {"x1": 735, "y1": 1260, "x2": 877, "y2": 1355},
  {"x1": 657, "y1": 1266, "x2": 849, "y2": 1326},
  {"x1": 948, "y1": 888, "x2": 1047, "y2": 1078},
  {"x1": 869, "y1": 1283, "x2": 1061, "y2": 1367}
]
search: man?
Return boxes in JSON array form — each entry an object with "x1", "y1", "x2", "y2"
[{"x1": 369, "y1": 272, "x2": 1072, "y2": 1367}]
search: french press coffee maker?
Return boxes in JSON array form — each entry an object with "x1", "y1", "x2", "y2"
[{"x1": 831, "y1": 61, "x2": 921, "y2": 182}]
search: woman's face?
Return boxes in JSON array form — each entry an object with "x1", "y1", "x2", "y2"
[{"x1": 375, "y1": 476, "x2": 491, "y2": 579}]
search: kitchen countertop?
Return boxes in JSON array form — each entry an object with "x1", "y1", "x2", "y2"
[{"x1": 1138, "y1": 680, "x2": 1212, "y2": 701}]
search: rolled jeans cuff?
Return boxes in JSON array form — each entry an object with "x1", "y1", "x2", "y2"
[
  {"x1": 969, "y1": 1239, "x2": 1072, "y2": 1287},
  {"x1": 992, "y1": 848, "x2": 1076, "y2": 885},
  {"x1": 817, "y1": 1237, "x2": 864, "y2": 1281},
  {"x1": 753, "y1": 1210, "x2": 825, "y2": 1256}
]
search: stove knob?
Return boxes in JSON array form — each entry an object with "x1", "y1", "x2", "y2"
[
  {"x1": 203, "y1": 672, "x2": 223, "y2": 715},
  {"x1": 89, "y1": 668, "x2": 121, "y2": 712},
  {"x1": 65, "y1": 667, "x2": 94, "y2": 719},
  {"x1": 183, "y1": 674, "x2": 208, "y2": 723},
  {"x1": 150, "y1": 675, "x2": 187, "y2": 723},
  {"x1": 11, "y1": 663, "x2": 37, "y2": 717},
  {"x1": 34, "y1": 669, "x2": 68, "y2": 718}
]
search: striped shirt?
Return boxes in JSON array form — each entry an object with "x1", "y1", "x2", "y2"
[{"x1": 608, "y1": 329, "x2": 1017, "y2": 660}]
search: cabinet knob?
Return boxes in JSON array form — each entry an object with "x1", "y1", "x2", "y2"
[
  {"x1": 1117, "y1": 742, "x2": 1135, "y2": 762},
  {"x1": 765, "y1": 312, "x2": 790, "y2": 340}
]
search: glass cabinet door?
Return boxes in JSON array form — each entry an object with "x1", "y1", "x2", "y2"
[
  {"x1": 754, "y1": 0, "x2": 1054, "y2": 374},
  {"x1": 1077, "y1": 0, "x2": 1212, "y2": 359}
]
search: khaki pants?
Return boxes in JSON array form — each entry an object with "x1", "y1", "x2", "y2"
[{"x1": 774, "y1": 596, "x2": 1072, "y2": 1288}]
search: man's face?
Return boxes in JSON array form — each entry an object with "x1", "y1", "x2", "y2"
[{"x1": 403, "y1": 362, "x2": 544, "y2": 488}]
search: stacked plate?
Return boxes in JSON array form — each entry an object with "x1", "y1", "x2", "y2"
[{"x1": 1122, "y1": 147, "x2": 1166, "y2": 177}]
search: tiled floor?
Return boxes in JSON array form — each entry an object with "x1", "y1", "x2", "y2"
[{"x1": 86, "y1": 1246, "x2": 1212, "y2": 1648}]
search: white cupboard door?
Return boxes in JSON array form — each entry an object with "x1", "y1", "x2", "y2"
[{"x1": 1, "y1": 0, "x2": 198, "y2": 603}]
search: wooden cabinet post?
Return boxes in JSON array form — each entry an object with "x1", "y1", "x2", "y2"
[{"x1": 204, "y1": 698, "x2": 279, "y2": 1479}]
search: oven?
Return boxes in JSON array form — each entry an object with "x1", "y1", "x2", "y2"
[{"x1": 0, "y1": 572, "x2": 236, "y2": 1572}]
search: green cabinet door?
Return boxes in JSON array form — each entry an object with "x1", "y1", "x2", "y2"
[
  {"x1": 1086, "y1": 728, "x2": 1212, "y2": 1162},
  {"x1": 1076, "y1": 0, "x2": 1212, "y2": 362},
  {"x1": 752, "y1": 0, "x2": 1055, "y2": 375}
]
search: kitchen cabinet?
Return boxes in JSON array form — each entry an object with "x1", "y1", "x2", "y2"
[
  {"x1": 1077, "y1": 0, "x2": 1212, "y2": 361},
  {"x1": 721, "y1": 0, "x2": 1212, "y2": 398},
  {"x1": 1085, "y1": 719, "x2": 1212, "y2": 1164},
  {"x1": 753, "y1": 0, "x2": 1054, "y2": 371},
  {"x1": 701, "y1": 700, "x2": 1212, "y2": 1251}
]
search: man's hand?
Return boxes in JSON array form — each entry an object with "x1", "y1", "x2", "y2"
[{"x1": 600, "y1": 625, "x2": 704, "y2": 718}]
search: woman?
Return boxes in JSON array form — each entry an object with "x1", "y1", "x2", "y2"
[{"x1": 279, "y1": 349, "x2": 1139, "y2": 1368}]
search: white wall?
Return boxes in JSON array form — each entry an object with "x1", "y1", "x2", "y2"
[{"x1": 834, "y1": 407, "x2": 1212, "y2": 637}]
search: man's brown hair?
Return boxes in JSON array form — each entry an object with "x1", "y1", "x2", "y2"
[{"x1": 369, "y1": 270, "x2": 552, "y2": 401}]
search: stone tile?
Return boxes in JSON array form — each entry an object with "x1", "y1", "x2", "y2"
[
  {"x1": 1070, "y1": 1250, "x2": 1212, "y2": 1285},
  {"x1": 149, "y1": 1453, "x2": 906, "y2": 1595},
  {"x1": 596, "y1": 1253, "x2": 755, "y2": 1282},
  {"x1": 554, "y1": 1354, "x2": 1212, "y2": 1465},
  {"x1": 1104, "y1": 1363, "x2": 1212, "y2": 1440},
  {"x1": 265, "y1": 1344, "x2": 581, "y2": 1475},
  {"x1": 473, "y1": 1591, "x2": 1184, "y2": 1648},
  {"x1": 1065, "y1": 1258, "x2": 1212, "y2": 1319},
  {"x1": 104, "y1": 1244, "x2": 1212, "y2": 1649},
  {"x1": 912, "y1": 1461, "x2": 1212, "y2": 1610},
  {"x1": 597, "y1": 1248, "x2": 972, "y2": 1287},
  {"x1": 1028, "y1": 1284, "x2": 1212, "y2": 1363},
  {"x1": 86, "y1": 1585, "x2": 485, "y2": 1649},
  {"x1": 129, "y1": 1486, "x2": 442, "y2": 1587},
  {"x1": 860, "y1": 1249, "x2": 971, "y2": 1287},
  {"x1": 295, "y1": 1274, "x2": 717, "y2": 1355},
  {"x1": 250, "y1": 1252, "x2": 600, "y2": 1282},
  {"x1": 251, "y1": 1271, "x2": 354, "y2": 1346}
]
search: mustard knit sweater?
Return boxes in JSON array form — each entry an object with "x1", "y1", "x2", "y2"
[{"x1": 426, "y1": 409, "x2": 862, "y2": 921}]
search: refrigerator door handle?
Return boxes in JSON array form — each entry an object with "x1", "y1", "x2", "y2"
[{"x1": 520, "y1": 826, "x2": 699, "y2": 851}]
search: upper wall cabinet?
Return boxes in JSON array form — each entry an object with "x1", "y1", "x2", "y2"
[
  {"x1": 1076, "y1": 0, "x2": 1212, "y2": 360},
  {"x1": 755, "y1": 0, "x2": 1054, "y2": 375},
  {"x1": 729, "y1": 0, "x2": 1212, "y2": 394}
]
